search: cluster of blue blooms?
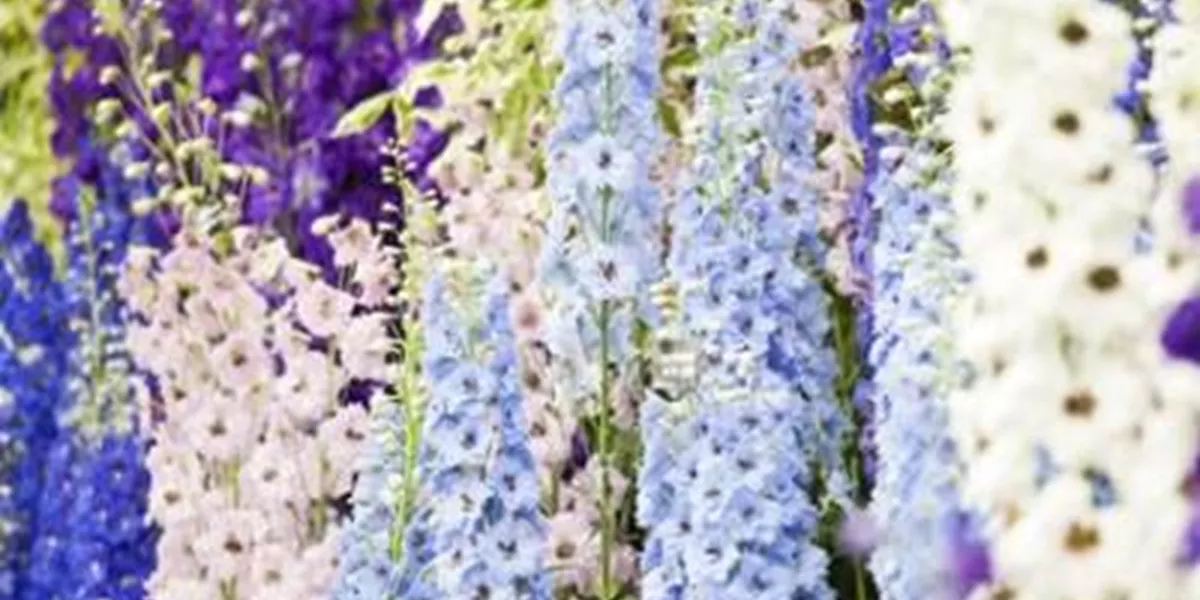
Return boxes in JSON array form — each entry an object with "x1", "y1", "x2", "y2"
[
  {"x1": 865, "y1": 161, "x2": 966, "y2": 600},
  {"x1": 397, "y1": 272, "x2": 550, "y2": 599},
  {"x1": 0, "y1": 201, "x2": 73, "y2": 596},
  {"x1": 332, "y1": 395, "x2": 407, "y2": 600},
  {"x1": 540, "y1": 0, "x2": 663, "y2": 592},
  {"x1": 849, "y1": 2, "x2": 973, "y2": 596},
  {"x1": 0, "y1": 160, "x2": 157, "y2": 599},
  {"x1": 638, "y1": 1, "x2": 842, "y2": 598},
  {"x1": 540, "y1": 0, "x2": 662, "y2": 403}
]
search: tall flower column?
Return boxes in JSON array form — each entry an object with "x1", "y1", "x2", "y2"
[
  {"x1": 944, "y1": 1, "x2": 1200, "y2": 596},
  {"x1": 638, "y1": 0, "x2": 841, "y2": 597},
  {"x1": 540, "y1": 0, "x2": 661, "y2": 595}
]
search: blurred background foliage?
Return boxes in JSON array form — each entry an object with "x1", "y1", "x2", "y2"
[{"x1": 0, "y1": 0, "x2": 62, "y2": 251}]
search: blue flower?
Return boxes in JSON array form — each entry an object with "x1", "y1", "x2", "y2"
[
  {"x1": 0, "y1": 201, "x2": 73, "y2": 596},
  {"x1": 640, "y1": 3, "x2": 840, "y2": 598},
  {"x1": 866, "y1": 164, "x2": 967, "y2": 600},
  {"x1": 2, "y1": 159, "x2": 158, "y2": 599},
  {"x1": 332, "y1": 398, "x2": 408, "y2": 600},
  {"x1": 396, "y1": 272, "x2": 550, "y2": 599},
  {"x1": 21, "y1": 434, "x2": 156, "y2": 600}
]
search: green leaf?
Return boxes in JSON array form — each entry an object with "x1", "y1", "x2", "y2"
[
  {"x1": 657, "y1": 98, "x2": 682, "y2": 139},
  {"x1": 332, "y1": 90, "x2": 396, "y2": 137},
  {"x1": 663, "y1": 45, "x2": 699, "y2": 70}
]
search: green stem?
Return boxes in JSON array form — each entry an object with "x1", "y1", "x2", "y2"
[
  {"x1": 390, "y1": 180, "x2": 429, "y2": 563},
  {"x1": 596, "y1": 302, "x2": 616, "y2": 599}
]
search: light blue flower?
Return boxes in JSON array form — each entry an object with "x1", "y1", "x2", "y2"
[
  {"x1": 396, "y1": 270, "x2": 550, "y2": 600},
  {"x1": 867, "y1": 160, "x2": 967, "y2": 600},
  {"x1": 331, "y1": 398, "x2": 407, "y2": 600},
  {"x1": 639, "y1": 2, "x2": 841, "y2": 597}
]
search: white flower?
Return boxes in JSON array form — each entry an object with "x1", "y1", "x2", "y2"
[
  {"x1": 191, "y1": 509, "x2": 260, "y2": 582},
  {"x1": 993, "y1": 475, "x2": 1118, "y2": 598},
  {"x1": 958, "y1": 438, "x2": 1039, "y2": 515},
  {"x1": 1034, "y1": 356, "x2": 1154, "y2": 470}
]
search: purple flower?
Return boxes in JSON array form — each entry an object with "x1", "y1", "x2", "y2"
[
  {"x1": 43, "y1": 0, "x2": 457, "y2": 270},
  {"x1": 1181, "y1": 516, "x2": 1200, "y2": 566},
  {"x1": 945, "y1": 512, "x2": 992, "y2": 600},
  {"x1": 40, "y1": 0, "x2": 95, "y2": 52},
  {"x1": 1162, "y1": 297, "x2": 1200, "y2": 364},
  {"x1": 837, "y1": 508, "x2": 880, "y2": 558},
  {"x1": 1183, "y1": 176, "x2": 1200, "y2": 235}
]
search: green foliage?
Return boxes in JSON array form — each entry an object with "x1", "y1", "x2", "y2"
[{"x1": 0, "y1": 0, "x2": 61, "y2": 248}]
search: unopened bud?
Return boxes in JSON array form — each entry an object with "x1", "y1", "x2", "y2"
[
  {"x1": 240, "y1": 53, "x2": 261, "y2": 72},
  {"x1": 99, "y1": 65, "x2": 122, "y2": 85},
  {"x1": 94, "y1": 98, "x2": 123, "y2": 123},
  {"x1": 122, "y1": 162, "x2": 150, "y2": 180},
  {"x1": 246, "y1": 166, "x2": 270, "y2": 186},
  {"x1": 131, "y1": 197, "x2": 159, "y2": 216},
  {"x1": 197, "y1": 97, "x2": 218, "y2": 117}
]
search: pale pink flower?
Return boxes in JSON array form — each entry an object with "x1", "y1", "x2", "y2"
[
  {"x1": 545, "y1": 511, "x2": 600, "y2": 592},
  {"x1": 147, "y1": 575, "x2": 218, "y2": 600},
  {"x1": 327, "y1": 219, "x2": 377, "y2": 267},
  {"x1": 294, "y1": 279, "x2": 355, "y2": 337},
  {"x1": 240, "y1": 439, "x2": 302, "y2": 507},
  {"x1": 191, "y1": 509, "x2": 259, "y2": 582},
  {"x1": 316, "y1": 404, "x2": 370, "y2": 493},
  {"x1": 612, "y1": 545, "x2": 640, "y2": 588},
  {"x1": 526, "y1": 401, "x2": 571, "y2": 478},
  {"x1": 352, "y1": 253, "x2": 396, "y2": 307},
  {"x1": 338, "y1": 313, "x2": 391, "y2": 381},
  {"x1": 180, "y1": 398, "x2": 255, "y2": 462},
  {"x1": 612, "y1": 378, "x2": 639, "y2": 429},
  {"x1": 244, "y1": 542, "x2": 294, "y2": 598},
  {"x1": 212, "y1": 330, "x2": 274, "y2": 393},
  {"x1": 124, "y1": 226, "x2": 382, "y2": 600},
  {"x1": 146, "y1": 448, "x2": 204, "y2": 525},
  {"x1": 292, "y1": 439, "x2": 328, "y2": 502},
  {"x1": 510, "y1": 291, "x2": 546, "y2": 340},
  {"x1": 274, "y1": 350, "x2": 338, "y2": 424},
  {"x1": 153, "y1": 527, "x2": 203, "y2": 579},
  {"x1": 294, "y1": 530, "x2": 341, "y2": 596}
]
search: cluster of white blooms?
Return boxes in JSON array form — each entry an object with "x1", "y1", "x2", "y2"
[
  {"x1": 1148, "y1": 0, "x2": 1200, "y2": 252},
  {"x1": 943, "y1": 0, "x2": 1200, "y2": 597}
]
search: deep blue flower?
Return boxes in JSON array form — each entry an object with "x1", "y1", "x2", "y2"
[
  {"x1": 2, "y1": 157, "x2": 158, "y2": 599},
  {"x1": 0, "y1": 201, "x2": 74, "y2": 597}
]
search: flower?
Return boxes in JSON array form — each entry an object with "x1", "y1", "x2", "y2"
[
  {"x1": 0, "y1": 201, "x2": 74, "y2": 596},
  {"x1": 944, "y1": 1, "x2": 1200, "y2": 596},
  {"x1": 396, "y1": 271, "x2": 551, "y2": 599},
  {"x1": 331, "y1": 395, "x2": 408, "y2": 600},
  {"x1": 122, "y1": 222, "x2": 388, "y2": 599},
  {"x1": 866, "y1": 162, "x2": 968, "y2": 600},
  {"x1": 43, "y1": 0, "x2": 457, "y2": 270},
  {"x1": 639, "y1": 1, "x2": 840, "y2": 597},
  {"x1": 538, "y1": 0, "x2": 663, "y2": 594}
]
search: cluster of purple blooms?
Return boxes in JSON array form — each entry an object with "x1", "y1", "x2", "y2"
[{"x1": 42, "y1": 0, "x2": 456, "y2": 268}]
